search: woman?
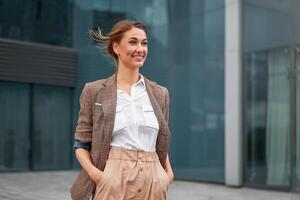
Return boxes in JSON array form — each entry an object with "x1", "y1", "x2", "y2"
[{"x1": 70, "y1": 20, "x2": 174, "y2": 200}]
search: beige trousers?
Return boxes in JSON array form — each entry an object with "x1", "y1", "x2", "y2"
[{"x1": 93, "y1": 147, "x2": 169, "y2": 200}]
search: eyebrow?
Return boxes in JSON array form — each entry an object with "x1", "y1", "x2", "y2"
[{"x1": 128, "y1": 37, "x2": 147, "y2": 41}]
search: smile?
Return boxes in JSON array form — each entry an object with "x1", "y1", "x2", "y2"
[{"x1": 131, "y1": 54, "x2": 145, "y2": 58}]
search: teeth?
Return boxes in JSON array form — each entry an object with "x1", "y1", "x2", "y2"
[{"x1": 132, "y1": 55, "x2": 144, "y2": 58}]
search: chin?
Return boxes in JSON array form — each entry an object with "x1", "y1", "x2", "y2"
[{"x1": 131, "y1": 62, "x2": 144, "y2": 68}]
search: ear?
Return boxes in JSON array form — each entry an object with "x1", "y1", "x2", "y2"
[{"x1": 113, "y1": 42, "x2": 119, "y2": 55}]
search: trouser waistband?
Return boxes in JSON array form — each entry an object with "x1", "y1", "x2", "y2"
[{"x1": 108, "y1": 147, "x2": 159, "y2": 162}]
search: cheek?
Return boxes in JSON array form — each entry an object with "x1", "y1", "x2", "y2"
[{"x1": 124, "y1": 49, "x2": 134, "y2": 57}]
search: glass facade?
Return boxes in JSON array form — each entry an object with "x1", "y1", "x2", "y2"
[
  {"x1": 0, "y1": 0, "x2": 73, "y2": 47},
  {"x1": 31, "y1": 85, "x2": 72, "y2": 170},
  {"x1": 0, "y1": 81, "x2": 73, "y2": 171},
  {"x1": 73, "y1": 0, "x2": 225, "y2": 182},
  {"x1": 1, "y1": 0, "x2": 299, "y2": 191},
  {"x1": 166, "y1": 0, "x2": 225, "y2": 182},
  {"x1": 0, "y1": 0, "x2": 74, "y2": 171},
  {"x1": 0, "y1": 82, "x2": 30, "y2": 171},
  {"x1": 244, "y1": 0, "x2": 300, "y2": 189}
]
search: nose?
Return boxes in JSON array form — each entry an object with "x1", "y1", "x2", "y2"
[{"x1": 136, "y1": 43, "x2": 146, "y2": 53}]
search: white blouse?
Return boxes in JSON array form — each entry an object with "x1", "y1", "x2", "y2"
[{"x1": 110, "y1": 74, "x2": 159, "y2": 152}]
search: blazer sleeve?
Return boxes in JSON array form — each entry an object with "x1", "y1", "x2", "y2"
[
  {"x1": 74, "y1": 83, "x2": 93, "y2": 143},
  {"x1": 163, "y1": 87, "x2": 170, "y2": 124}
]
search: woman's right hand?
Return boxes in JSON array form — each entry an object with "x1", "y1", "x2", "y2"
[
  {"x1": 75, "y1": 149, "x2": 103, "y2": 184},
  {"x1": 88, "y1": 166, "x2": 103, "y2": 184}
]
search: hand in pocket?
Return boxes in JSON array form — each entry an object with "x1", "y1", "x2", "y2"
[{"x1": 89, "y1": 167, "x2": 104, "y2": 184}]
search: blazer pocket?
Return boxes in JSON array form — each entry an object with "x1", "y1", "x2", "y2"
[
  {"x1": 112, "y1": 105, "x2": 127, "y2": 133},
  {"x1": 142, "y1": 105, "x2": 159, "y2": 130},
  {"x1": 94, "y1": 102, "x2": 103, "y2": 115}
]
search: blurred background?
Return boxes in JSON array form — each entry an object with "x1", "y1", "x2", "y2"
[{"x1": 0, "y1": 0, "x2": 299, "y2": 194}]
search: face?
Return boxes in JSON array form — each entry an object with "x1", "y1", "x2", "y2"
[{"x1": 113, "y1": 27, "x2": 148, "y2": 69}]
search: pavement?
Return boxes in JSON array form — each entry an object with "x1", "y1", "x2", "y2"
[{"x1": 0, "y1": 170, "x2": 299, "y2": 200}]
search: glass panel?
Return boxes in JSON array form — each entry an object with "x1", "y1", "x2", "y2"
[
  {"x1": 0, "y1": 81, "x2": 30, "y2": 171},
  {"x1": 292, "y1": 0, "x2": 300, "y2": 189},
  {"x1": 32, "y1": 85, "x2": 72, "y2": 170},
  {"x1": 296, "y1": 48, "x2": 300, "y2": 188},
  {"x1": 244, "y1": 48, "x2": 291, "y2": 187},
  {"x1": 244, "y1": 51, "x2": 268, "y2": 185},
  {"x1": 244, "y1": 0, "x2": 293, "y2": 188},
  {"x1": 265, "y1": 48, "x2": 291, "y2": 187},
  {"x1": 0, "y1": 0, "x2": 73, "y2": 47}
]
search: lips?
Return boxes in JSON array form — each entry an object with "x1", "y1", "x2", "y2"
[
  {"x1": 131, "y1": 54, "x2": 145, "y2": 58},
  {"x1": 131, "y1": 54, "x2": 145, "y2": 61}
]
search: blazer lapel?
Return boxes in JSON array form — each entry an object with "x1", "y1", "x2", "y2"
[
  {"x1": 145, "y1": 78, "x2": 166, "y2": 133},
  {"x1": 99, "y1": 73, "x2": 117, "y2": 144}
]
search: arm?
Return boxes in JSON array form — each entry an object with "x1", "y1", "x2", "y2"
[
  {"x1": 74, "y1": 84, "x2": 102, "y2": 183},
  {"x1": 163, "y1": 88, "x2": 174, "y2": 184},
  {"x1": 165, "y1": 154, "x2": 174, "y2": 184},
  {"x1": 75, "y1": 148, "x2": 102, "y2": 183}
]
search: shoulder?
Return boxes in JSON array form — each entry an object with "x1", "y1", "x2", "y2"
[
  {"x1": 85, "y1": 79, "x2": 106, "y2": 90},
  {"x1": 144, "y1": 76, "x2": 169, "y2": 95},
  {"x1": 155, "y1": 84, "x2": 169, "y2": 96},
  {"x1": 157, "y1": 85, "x2": 169, "y2": 104},
  {"x1": 82, "y1": 75, "x2": 112, "y2": 96},
  {"x1": 152, "y1": 82, "x2": 169, "y2": 99}
]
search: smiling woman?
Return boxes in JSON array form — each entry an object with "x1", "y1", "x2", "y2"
[
  {"x1": 89, "y1": 21, "x2": 148, "y2": 67},
  {"x1": 70, "y1": 20, "x2": 174, "y2": 200},
  {"x1": 113, "y1": 27, "x2": 148, "y2": 69}
]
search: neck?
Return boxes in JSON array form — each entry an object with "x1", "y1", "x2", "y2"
[{"x1": 116, "y1": 64, "x2": 140, "y2": 86}]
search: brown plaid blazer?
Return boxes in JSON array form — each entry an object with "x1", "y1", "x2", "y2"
[{"x1": 70, "y1": 73, "x2": 171, "y2": 200}]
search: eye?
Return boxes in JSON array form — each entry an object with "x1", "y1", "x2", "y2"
[
  {"x1": 142, "y1": 41, "x2": 148, "y2": 46},
  {"x1": 129, "y1": 40, "x2": 136, "y2": 45}
]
